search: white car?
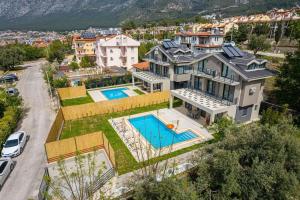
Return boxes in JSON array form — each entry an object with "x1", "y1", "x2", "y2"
[
  {"x1": 1, "y1": 131, "x2": 28, "y2": 157},
  {"x1": 0, "y1": 157, "x2": 15, "y2": 190}
]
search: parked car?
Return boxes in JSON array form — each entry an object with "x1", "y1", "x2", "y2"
[
  {"x1": 0, "y1": 157, "x2": 15, "y2": 190},
  {"x1": 1, "y1": 131, "x2": 29, "y2": 157},
  {"x1": 6, "y1": 88, "x2": 19, "y2": 96},
  {"x1": 0, "y1": 74, "x2": 18, "y2": 83}
]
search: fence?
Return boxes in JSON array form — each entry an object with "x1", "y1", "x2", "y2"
[
  {"x1": 61, "y1": 91, "x2": 170, "y2": 120},
  {"x1": 57, "y1": 85, "x2": 87, "y2": 100},
  {"x1": 45, "y1": 132, "x2": 116, "y2": 168},
  {"x1": 46, "y1": 109, "x2": 64, "y2": 143}
]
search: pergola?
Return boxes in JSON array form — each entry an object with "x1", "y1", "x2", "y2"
[
  {"x1": 132, "y1": 71, "x2": 169, "y2": 93},
  {"x1": 170, "y1": 88, "x2": 232, "y2": 124}
]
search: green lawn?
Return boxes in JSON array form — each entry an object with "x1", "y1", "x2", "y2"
[
  {"x1": 60, "y1": 100, "x2": 217, "y2": 174},
  {"x1": 61, "y1": 94, "x2": 94, "y2": 107},
  {"x1": 133, "y1": 89, "x2": 145, "y2": 95}
]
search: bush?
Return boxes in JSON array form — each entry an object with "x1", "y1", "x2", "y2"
[
  {"x1": 84, "y1": 74, "x2": 132, "y2": 89},
  {"x1": 0, "y1": 90, "x2": 22, "y2": 149}
]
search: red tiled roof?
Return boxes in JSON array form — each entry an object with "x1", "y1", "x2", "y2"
[{"x1": 132, "y1": 62, "x2": 149, "y2": 70}]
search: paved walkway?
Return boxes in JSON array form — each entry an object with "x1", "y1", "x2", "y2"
[{"x1": 0, "y1": 60, "x2": 56, "y2": 200}]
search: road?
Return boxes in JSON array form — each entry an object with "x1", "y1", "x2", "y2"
[{"x1": 0, "y1": 60, "x2": 56, "y2": 200}]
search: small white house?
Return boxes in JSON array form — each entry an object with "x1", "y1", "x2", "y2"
[{"x1": 95, "y1": 34, "x2": 140, "y2": 71}]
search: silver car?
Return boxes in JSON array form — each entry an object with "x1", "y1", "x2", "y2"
[
  {"x1": 1, "y1": 131, "x2": 29, "y2": 157},
  {"x1": 0, "y1": 157, "x2": 15, "y2": 190}
]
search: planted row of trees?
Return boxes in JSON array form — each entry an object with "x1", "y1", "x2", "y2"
[
  {"x1": 0, "y1": 44, "x2": 45, "y2": 70},
  {"x1": 84, "y1": 74, "x2": 132, "y2": 89}
]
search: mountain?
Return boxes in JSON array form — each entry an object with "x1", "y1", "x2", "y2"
[{"x1": 0, "y1": 0, "x2": 299, "y2": 31}]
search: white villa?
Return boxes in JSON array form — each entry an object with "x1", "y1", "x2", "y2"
[{"x1": 95, "y1": 34, "x2": 140, "y2": 70}]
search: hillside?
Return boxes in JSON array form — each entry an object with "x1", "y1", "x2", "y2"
[{"x1": 0, "y1": 0, "x2": 299, "y2": 30}]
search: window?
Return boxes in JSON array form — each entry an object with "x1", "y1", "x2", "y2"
[
  {"x1": 131, "y1": 47, "x2": 134, "y2": 52},
  {"x1": 223, "y1": 85, "x2": 234, "y2": 102},
  {"x1": 197, "y1": 59, "x2": 207, "y2": 72},
  {"x1": 0, "y1": 161, "x2": 8, "y2": 174},
  {"x1": 175, "y1": 65, "x2": 191, "y2": 74},
  {"x1": 254, "y1": 105, "x2": 258, "y2": 110},
  {"x1": 207, "y1": 80, "x2": 216, "y2": 95},
  {"x1": 241, "y1": 108, "x2": 248, "y2": 116},
  {"x1": 110, "y1": 57, "x2": 113, "y2": 61},
  {"x1": 194, "y1": 77, "x2": 202, "y2": 90},
  {"x1": 249, "y1": 87, "x2": 256, "y2": 95},
  {"x1": 110, "y1": 49, "x2": 113, "y2": 53},
  {"x1": 150, "y1": 63, "x2": 155, "y2": 72},
  {"x1": 131, "y1": 57, "x2": 135, "y2": 62},
  {"x1": 19, "y1": 133, "x2": 24, "y2": 142},
  {"x1": 221, "y1": 63, "x2": 234, "y2": 79},
  {"x1": 247, "y1": 62, "x2": 266, "y2": 70}
]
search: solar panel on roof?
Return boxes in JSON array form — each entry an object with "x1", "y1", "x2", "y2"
[
  {"x1": 227, "y1": 46, "x2": 240, "y2": 57},
  {"x1": 222, "y1": 46, "x2": 235, "y2": 58},
  {"x1": 232, "y1": 46, "x2": 244, "y2": 57},
  {"x1": 163, "y1": 41, "x2": 170, "y2": 49}
]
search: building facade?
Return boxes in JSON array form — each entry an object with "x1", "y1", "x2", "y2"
[
  {"x1": 175, "y1": 30, "x2": 224, "y2": 53},
  {"x1": 95, "y1": 34, "x2": 140, "y2": 70},
  {"x1": 132, "y1": 40, "x2": 274, "y2": 124},
  {"x1": 73, "y1": 32, "x2": 97, "y2": 63}
]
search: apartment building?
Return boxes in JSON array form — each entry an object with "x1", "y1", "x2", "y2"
[
  {"x1": 132, "y1": 40, "x2": 274, "y2": 124},
  {"x1": 73, "y1": 32, "x2": 97, "y2": 63},
  {"x1": 95, "y1": 34, "x2": 140, "y2": 70},
  {"x1": 175, "y1": 29, "x2": 224, "y2": 53}
]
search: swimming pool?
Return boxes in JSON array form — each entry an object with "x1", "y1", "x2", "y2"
[
  {"x1": 101, "y1": 88, "x2": 129, "y2": 100},
  {"x1": 129, "y1": 114, "x2": 198, "y2": 149}
]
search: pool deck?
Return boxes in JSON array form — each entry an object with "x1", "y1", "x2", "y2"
[
  {"x1": 88, "y1": 86, "x2": 139, "y2": 102},
  {"x1": 109, "y1": 108, "x2": 213, "y2": 162}
]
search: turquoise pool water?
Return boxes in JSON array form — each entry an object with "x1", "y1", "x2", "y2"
[
  {"x1": 101, "y1": 88, "x2": 128, "y2": 100},
  {"x1": 129, "y1": 114, "x2": 198, "y2": 149}
]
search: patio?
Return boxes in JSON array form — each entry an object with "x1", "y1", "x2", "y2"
[
  {"x1": 170, "y1": 88, "x2": 236, "y2": 125},
  {"x1": 132, "y1": 71, "x2": 170, "y2": 93}
]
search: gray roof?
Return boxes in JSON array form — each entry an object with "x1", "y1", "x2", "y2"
[{"x1": 147, "y1": 44, "x2": 275, "y2": 81}]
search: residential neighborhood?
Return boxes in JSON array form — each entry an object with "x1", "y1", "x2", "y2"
[{"x1": 0, "y1": 4, "x2": 299, "y2": 200}]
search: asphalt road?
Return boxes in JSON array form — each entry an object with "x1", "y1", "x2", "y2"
[{"x1": 0, "y1": 60, "x2": 56, "y2": 200}]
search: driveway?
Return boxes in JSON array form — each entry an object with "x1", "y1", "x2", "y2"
[{"x1": 0, "y1": 60, "x2": 56, "y2": 199}]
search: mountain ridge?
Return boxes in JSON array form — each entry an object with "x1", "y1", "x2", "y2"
[{"x1": 0, "y1": 0, "x2": 299, "y2": 31}]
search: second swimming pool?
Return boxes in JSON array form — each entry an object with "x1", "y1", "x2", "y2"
[
  {"x1": 101, "y1": 88, "x2": 129, "y2": 100},
  {"x1": 129, "y1": 114, "x2": 198, "y2": 149}
]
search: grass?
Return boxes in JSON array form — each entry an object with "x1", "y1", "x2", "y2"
[
  {"x1": 61, "y1": 94, "x2": 94, "y2": 107},
  {"x1": 133, "y1": 89, "x2": 145, "y2": 95},
  {"x1": 60, "y1": 100, "x2": 217, "y2": 175}
]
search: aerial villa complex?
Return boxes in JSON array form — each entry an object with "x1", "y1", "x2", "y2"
[{"x1": 132, "y1": 40, "x2": 274, "y2": 125}]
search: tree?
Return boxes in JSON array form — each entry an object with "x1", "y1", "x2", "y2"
[
  {"x1": 0, "y1": 46, "x2": 24, "y2": 70},
  {"x1": 138, "y1": 42, "x2": 156, "y2": 61},
  {"x1": 253, "y1": 23, "x2": 270, "y2": 36},
  {"x1": 45, "y1": 151, "x2": 109, "y2": 200},
  {"x1": 69, "y1": 61, "x2": 79, "y2": 71},
  {"x1": 52, "y1": 77, "x2": 68, "y2": 88},
  {"x1": 225, "y1": 24, "x2": 250, "y2": 44},
  {"x1": 121, "y1": 20, "x2": 136, "y2": 31},
  {"x1": 80, "y1": 56, "x2": 93, "y2": 68},
  {"x1": 133, "y1": 177, "x2": 198, "y2": 200},
  {"x1": 248, "y1": 35, "x2": 271, "y2": 55},
  {"x1": 275, "y1": 45, "x2": 300, "y2": 112},
  {"x1": 190, "y1": 119, "x2": 300, "y2": 199},
  {"x1": 46, "y1": 40, "x2": 65, "y2": 63}
]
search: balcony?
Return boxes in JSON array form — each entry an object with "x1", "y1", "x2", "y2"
[
  {"x1": 173, "y1": 73, "x2": 191, "y2": 82},
  {"x1": 144, "y1": 58, "x2": 170, "y2": 67},
  {"x1": 192, "y1": 69, "x2": 240, "y2": 86}
]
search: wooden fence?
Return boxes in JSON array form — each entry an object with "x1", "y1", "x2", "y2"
[
  {"x1": 45, "y1": 132, "x2": 116, "y2": 168},
  {"x1": 46, "y1": 109, "x2": 64, "y2": 143},
  {"x1": 57, "y1": 85, "x2": 87, "y2": 100},
  {"x1": 61, "y1": 91, "x2": 170, "y2": 120}
]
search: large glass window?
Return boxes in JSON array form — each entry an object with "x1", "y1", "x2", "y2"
[
  {"x1": 150, "y1": 63, "x2": 155, "y2": 73},
  {"x1": 197, "y1": 59, "x2": 207, "y2": 72},
  {"x1": 175, "y1": 65, "x2": 192, "y2": 74},
  {"x1": 206, "y1": 80, "x2": 216, "y2": 95},
  {"x1": 163, "y1": 66, "x2": 169, "y2": 77},
  {"x1": 221, "y1": 63, "x2": 235, "y2": 79},
  {"x1": 223, "y1": 85, "x2": 235, "y2": 102},
  {"x1": 194, "y1": 77, "x2": 202, "y2": 90}
]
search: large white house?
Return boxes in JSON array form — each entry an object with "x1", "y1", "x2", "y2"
[{"x1": 95, "y1": 34, "x2": 140, "y2": 70}]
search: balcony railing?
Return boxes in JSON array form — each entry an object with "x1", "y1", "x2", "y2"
[
  {"x1": 193, "y1": 69, "x2": 240, "y2": 86},
  {"x1": 186, "y1": 85, "x2": 238, "y2": 106}
]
